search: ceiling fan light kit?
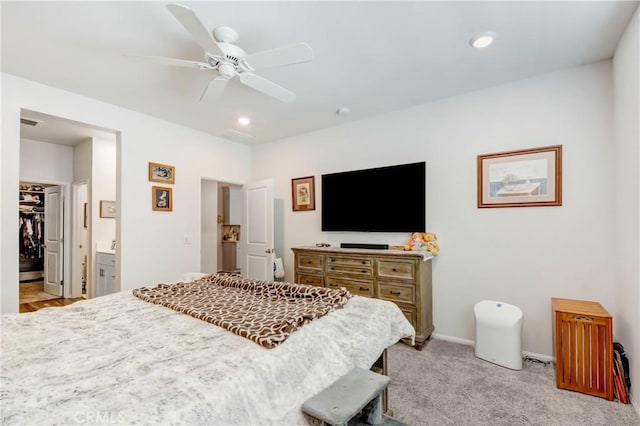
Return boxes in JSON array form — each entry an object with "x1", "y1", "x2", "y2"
[{"x1": 133, "y1": 3, "x2": 314, "y2": 103}]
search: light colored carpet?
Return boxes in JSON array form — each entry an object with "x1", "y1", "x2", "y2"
[{"x1": 387, "y1": 339, "x2": 639, "y2": 426}]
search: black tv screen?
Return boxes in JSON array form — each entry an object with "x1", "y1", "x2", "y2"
[{"x1": 321, "y1": 162, "x2": 426, "y2": 232}]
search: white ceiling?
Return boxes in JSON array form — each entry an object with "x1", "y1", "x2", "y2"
[
  {"x1": 20, "y1": 109, "x2": 117, "y2": 146},
  {"x1": 2, "y1": 1, "x2": 637, "y2": 145}
]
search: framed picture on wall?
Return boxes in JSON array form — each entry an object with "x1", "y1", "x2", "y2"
[
  {"x1": 477, "y1": 145, "x2": 562, "y2": 208},
  {"x1": 291, "y1": 176, "x2": 315, "y2": 211},
  {"x1": 99, "y1": 200, "x2": 116, "y2": 218},
  {"x1": 149, "y1": 162, "x2": 175, "y2": 184},
  {"x1": 152, "y1": 186, "x2": 173, "y2": 212}
]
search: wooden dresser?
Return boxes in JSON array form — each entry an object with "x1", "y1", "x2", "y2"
[{"x1": 292, "y1": 246, "x2": 433, "y2": 349}]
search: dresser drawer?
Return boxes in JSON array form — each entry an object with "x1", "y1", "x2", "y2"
[
  {"x1": 326, "y1": 264, "x2": 373, "y2": 278},
  {"x1": 327, "y1": 256, "x2": 372, "y2": 268},
  {"x1": 327, "y1": 277, "x2": 373, "y2": 297},
  {"x1": 377, "y1": 260, "x2": 414, "y2": 280},
  {"x1": 399, "y1": 306, "x2": 417, "y2": 328},
  {"x1": 297, "y1": 254, "x2": 324, "y2": 271},
  {"x1": 378, "y1": 282, "x2": 415, "y2": 304},
  {"x1": 297, "y1": 273, "x2": 323, "y2": 287}
]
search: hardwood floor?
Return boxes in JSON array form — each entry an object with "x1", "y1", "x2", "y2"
[
  {"x1": 19, "y1": 280, "x2": 59, "y2": 303},
  {"x1": 19, "y1": 280, "x2": 85, "y2": 313},
  {"x1": 19, "y1": 297, "x2": 85, "y2": 313}
]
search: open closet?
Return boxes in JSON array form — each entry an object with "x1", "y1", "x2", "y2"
[{"x1": 19, "y1": 182, "x2": 52, "y2": 282}]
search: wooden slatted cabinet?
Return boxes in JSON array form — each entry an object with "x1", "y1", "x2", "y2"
[{"x1": 551, "y1": 298, "x2": 613, "y2": 400}]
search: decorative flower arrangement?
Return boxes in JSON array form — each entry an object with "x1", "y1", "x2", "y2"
[{"x1": 404, "y1": 232, "x2": 439, "y2": 256}]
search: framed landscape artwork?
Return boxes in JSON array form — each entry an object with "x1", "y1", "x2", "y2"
[
  {"x1": 291, "y1": 176, "x2": 315, "y2": 211},
  {"x1": 149, "y1": 162, "x2": 175, "y2": 184},
  {"x1": 477, "y1": 145, "x2": 562, "y2": 208}
]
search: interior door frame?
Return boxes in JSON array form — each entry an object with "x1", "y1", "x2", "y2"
[
  {"x1": 19, "y1": 177, "x2": 71, "y2": 298},
  {"x1": 200, "y1": 175, "x2": 275, "y2": 279},
  {"x1": 71, "y1": 180, "x2": 89, "y2": 298},
  {"x1": 199, "y1": 176, "x2": 245, "y2": 276}
]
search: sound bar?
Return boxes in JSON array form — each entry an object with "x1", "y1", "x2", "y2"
[{"x1": 340, "y1": 243, "x2": 389, "y2": 250}]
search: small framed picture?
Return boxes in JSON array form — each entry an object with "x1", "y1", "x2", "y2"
[
  {"x1": 477, "y1": 145, "x2": 562, "y2": 208},
  {"x1": 149, "y1": 162, "x2": 175, "y2": 184},
  {"x1": 152, "y1": 186, "x2": 173, "y2": 212},
  {"x1": 291, "y1": 176, "x2": 315, "y2": 211},
  {"x1": 99, "y1": 200, "x2": 116, "y2": 218}
]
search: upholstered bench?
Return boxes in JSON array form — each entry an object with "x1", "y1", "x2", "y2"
[{"x1": 302, "y1": 367, "x2": 405, "y2": 426}]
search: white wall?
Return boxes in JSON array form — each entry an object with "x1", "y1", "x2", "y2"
[
  {"x1": 613, "y1": 5, "x2": 639, "y2": 410},
  {"x1": 73, "y1": 138, "x2": 92, "y2": 182},
  {"x1": 1, "y1": 73, "x2": 252, "y2": 313},
  {"x1": 91, "y1": 136, "x2": 116, "y2": 246},
  {"x1": 90, "y1": 136, "x2": 117, "y2": 295},
  {"x1": 20, "y1": 138, "x2": 73, "y2": 183},
  {"x1": 253, "y1": 61, "x2": 617, "y2": 357}
]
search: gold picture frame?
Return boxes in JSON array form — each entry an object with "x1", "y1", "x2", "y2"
[
  {"x1": 148, "y1": 162, "x2": 175, "y2": 184},
  {"x1": 477, "y1": 145, "x2": 562, "y2": 208},
  {"x1": 152, "y1": 186, "x2": 173, "y2": 212},
  {"x1": 292, "y1": 176, "x2": 315, "y2": 211},
  {"x1": 99, "y1": 200, "x2": 116, "y2": 218}
]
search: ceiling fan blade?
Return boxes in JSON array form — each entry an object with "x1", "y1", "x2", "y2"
[
  {"x1": 239, "y1": 73, "x2": 296, "y2": 102},
  {"x1": 200, "y1": 77, "x2": 229, "y2": 101},
  {"x1": 244, "y1": 43, "x2": 313, "y2": 70},
  {"x1": 126, "y1": 55, "x2": 211, "y2": 70},
  {"x1": 166, "y1": 4, "x2": 225, "y2": 57}
]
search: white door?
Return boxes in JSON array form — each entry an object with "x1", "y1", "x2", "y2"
[
  {"x1": 44, "y1": 186, "x2": 64, "y2": 296},
  {"x1": 242, "y1": 179, "x2": 274, "y2": 281}
]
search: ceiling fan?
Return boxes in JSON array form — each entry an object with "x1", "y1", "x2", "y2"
[{"x1": 132, "y1": 3, "x2": 314, "y2": 102}]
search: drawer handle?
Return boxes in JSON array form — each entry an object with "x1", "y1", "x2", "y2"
[
  {"x1": 392, "y1": 268, "x2": 397, "y2": 272},
  {"x1": 307, "y1": 261, "x2": 311, "y2": 264},
  {"x1": 331, "y1": 259, "x2": 335, "y2": 262},
  {"x1": 359, "y1": 287, "x2": 368, "y2": 291},
  {"x1": 330, "y1": 267, "x2": 335, "y2": 271},
  {"x1": 361, "y1": 270, "x2": 367, "y2": 273},
  {"x1": 362, "y1": 261, "x2": 366, "y2": 265},
  {"x1": 390, "y1": 291, "x2": 401, "y2": 295}
]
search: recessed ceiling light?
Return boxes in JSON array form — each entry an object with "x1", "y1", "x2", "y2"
[
  {"x1": 470, "y1": 32, "x2": 496, "y2": 49},
  {"x1": 237, "y1": 116, "x2": 250, "y2": 126}
]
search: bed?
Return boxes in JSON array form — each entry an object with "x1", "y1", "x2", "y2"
[{"x1": 1, "y1": 273, "x2": 414, "y2": 425}]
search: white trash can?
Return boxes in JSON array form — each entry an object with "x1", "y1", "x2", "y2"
[{"x1": 474, "y1": 300, "x2": 523, "y2": 370}]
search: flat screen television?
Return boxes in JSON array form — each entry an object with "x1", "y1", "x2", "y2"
[{"x1": 321, "y1": 162, "x2": 426, "y2": 232}]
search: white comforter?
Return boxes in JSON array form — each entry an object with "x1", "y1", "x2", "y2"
[{"x1": 1, "y1": 291, "x2": 414, "y2": 425}]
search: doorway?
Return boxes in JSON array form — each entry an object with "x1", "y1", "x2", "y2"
[
  {"x1": 18, "y1": 109, "x2": 118, "y2": 312},
  {"x1": 200, "y1": 179, "x2": 243, "y2": 275},
  {"x1": 200, "y1": 177, "x2": 276, "y2": 281}
]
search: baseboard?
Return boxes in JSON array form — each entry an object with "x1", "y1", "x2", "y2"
[
  {"x1": 431, "y1": 333, "x2": 474, "y2": 346},
  {"x1": 431, "y1": 333, "x2": 554, "y2": 362},
  {"x1": 522, "y1": 350, "x2": 553, "y2": 363}
]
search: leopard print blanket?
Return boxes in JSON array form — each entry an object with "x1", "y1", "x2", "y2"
[{"x1": 132, "y1": 273, "x2": 352, "y2": 349}]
